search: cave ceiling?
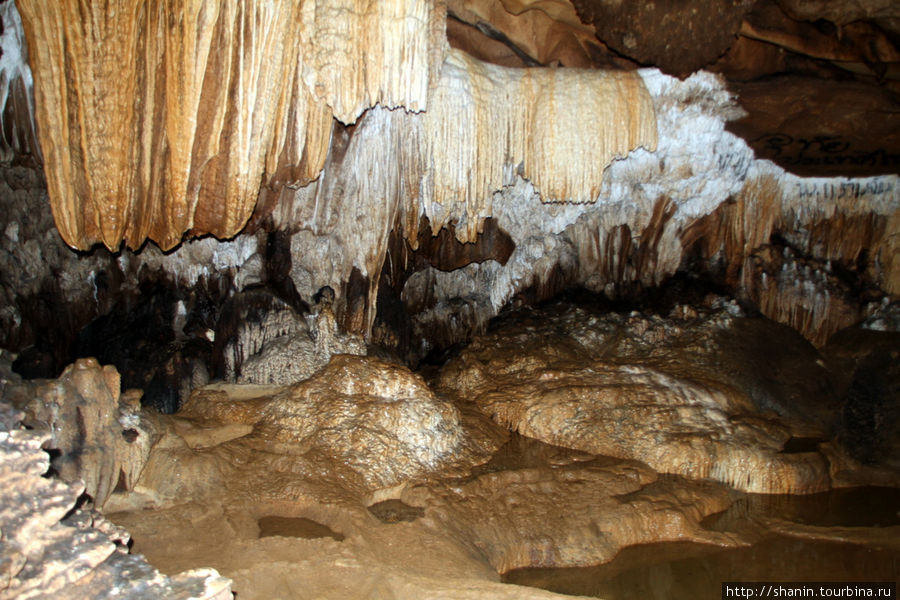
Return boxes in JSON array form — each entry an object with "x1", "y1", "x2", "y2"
[
  {"x1": 3, "y1": 0, "x2": 896, "y2": 251},
  {"x1": 0, "y1": 0, "x2": 898, "y2": 366}
]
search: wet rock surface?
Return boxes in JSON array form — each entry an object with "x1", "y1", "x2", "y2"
[
  {"x1": 3, "y1": 295, "x2": 899, "y2": 599},
  {"x1": 438, "y1": 297, "x2": 845, "y2": 493}
]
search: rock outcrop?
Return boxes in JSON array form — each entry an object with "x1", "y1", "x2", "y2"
[
  {"x1": 232, "y1": 291, "x2": 366, "y2": 386},
  {"x1": 439, "y1": 298, "x2": 840, "y2": 493},
  {"x1": 1, "y1": 355, "x2": 156, "y2": 509},
  {"x1": 0, "y1": 402, "x2": 231, "y2": 599},
  {"x1": 180, "y1": 355, "x2": 464, "y2": 490}
]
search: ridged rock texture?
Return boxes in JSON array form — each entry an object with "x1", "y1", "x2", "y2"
[
  {"x1": 178, "y1": 355, "x2": 464, "y2": 490},
  {"x1": 438, "y1": 298, "x2": 839, "y2": 494},
  {"x1": 14, "y1": 0, "x2": 659, "y2": 253},
  {"x1": 446, "y1": 0, "x2": 605, "y2": 68},
  {"x1": 15, "y1": 0, "x2": 446, "y2": 251},
  {"x1": 402, "y1": 71, "x2": 899, "y2": 350},
  {"x1": 0, "y1": 0, "x2": 896, "y2": 365},
  {"x1": 0, "y1": 400, "x2": 231, "y2": 599}
]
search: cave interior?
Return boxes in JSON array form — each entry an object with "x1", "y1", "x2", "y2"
[{"x1": 0, "y1": 0, "x2": 898, "y2": 598}]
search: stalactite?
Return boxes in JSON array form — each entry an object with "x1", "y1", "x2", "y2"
[
  {"x1": 0, "y1": 2, "x2": 39, "y2": 164},
  {"x1": 300, "y1": 0, "x2": 448, "y2": 124},
  {"x1": 423, "y1": 49, "x2": 658, "y2": 242},
  {"x1": 683, "y1": 171, "x2": 899, "y2": 345},
  {"x1": 15, "y1": 0, "x2": 445, "y2": 251}
]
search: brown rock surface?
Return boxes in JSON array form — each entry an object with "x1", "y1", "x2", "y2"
[
  {"x1": 727, "y1": 76, "x2": 900, "y2": 178},
  {"x1": 438, "y1": 299, "x2": 841, "y2": 493},
  {"x1": 447, "y1": 0, "x2": 607, "y2": 68},
  {"x1": 41, "y1": 327, "x2": 893, "y2": 599},
  {"x1": 572, "y1": 0, "x2": 755, "y2": 77},
  {"x1": 1, "y1": 356, "x2": 156, "y2": 509},
  {"x1": 776, "y1": 0, "x2": 900, "y2": 25},
  {"x1": 152, "y1": 355, "x2": 479, "y2": 500},
  {"x1": 408, "y1": 438, "x2": 738, "y2": 573},
  {"x1": 245, "y1": 355, "x2": 464, "y2": 488},
  {"x1": 106, "y1": 426, "x2": 741, "y2": 599}
]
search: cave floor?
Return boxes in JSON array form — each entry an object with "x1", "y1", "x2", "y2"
[
  {"x1": 103, "y1": 301, "x2": 900, "y2": 599},
  {"x1": 106, "y1": 423, "x2": 900, "y2": 600}
]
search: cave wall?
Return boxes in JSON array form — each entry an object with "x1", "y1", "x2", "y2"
[{"x1": 0, "y1": 0, "x2": 897, "y2": 372}]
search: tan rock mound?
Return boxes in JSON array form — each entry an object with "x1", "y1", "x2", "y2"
[
  {"x1": 180, "y1": 355, "x2": 465, "y2": 491},
  {"x1": 440, "y1": 299, "x2": 835, "y2": 493},
  {"x1": 249, "y1": 355, "x2": 463, "y2": 489}
]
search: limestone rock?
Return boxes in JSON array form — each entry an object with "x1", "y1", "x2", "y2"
[
  {"x1": 263, "y1": 53, "x2": 656, "y2": 335},
  {"x1": 248, "y1": 355, "x2": 463, "y2": 489},
  {"x1": 15, "y1": 0, "x2": 445, "y2": 250},
  {"x1": 402, "y1": 71, "x2": 899, "y2": 352},
  {"x1": 237, "y1": 319, "x2": 366, "y2": 386},
  {"x1": 776, "y1": 0, "x2": 900, "y2": 25},
  {"x1": 1, "y1": 357, "x2": 156, "y2": 509},
  {"x1": 439, "y1": 300, "x2": 836, "y2": 493},
  {"x1": 446, "y1": 0, "x2": 608, "y2": 68},
  {"x1": 744, "y1": 244, "x2": 862, "y2": 347},
  {"x1": 740, "y1": 3, "x2": 900, "y2": 73},
  {"x1": 215, "y1": 289, "x2": 311, "y2": 382},
  {"x1": 727, "y1": 76, "x2": 900, "y2": 178},
  {"x1": 862, "y1": 300, "x2": 900, "y2": 333},
  {"x1": 0, "y1": 404, "x2": 231, "y2": 599},
  {"x1": 173, "y1": 355, "x2": 465, "y2": 493},
  {"x1": 0, "y1": 2, "x2": 39, "y2": 163},
  {"x1": 411, "y1": 449, "x2": 737, "y2": 573},
  {"x1": 213, "y1": 287, "x2": 365, "y2": 385}
]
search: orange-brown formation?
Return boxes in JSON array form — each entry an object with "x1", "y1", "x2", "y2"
[
  {"x1": 17, "y1": 0, "x2": 659, "y2": 253},
  {"x1": 685, "y1": 175, "x2": 900, "y2": 345},
  {"x1": 16, "y1": 0, "x2": 446, "y2": 251}
]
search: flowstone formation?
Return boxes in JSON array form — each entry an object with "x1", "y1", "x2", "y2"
[
  {"x1": 207, "y1": 354, "x2": 464, "y2": 489},
  {"x1": 2, "y1": 298, "x2": 895, "y2": 599},
  {"x1": 14, "y1": 0, "x2": 447, "y2": 250},
  {"x1": 438, "y1": 296, "x2": 868, "y2": 494},
  {"x1": 120, "y1": 354, "x2": 481, "y2": 509},
  {"x1": 13, "y1": 1, "x2": 655, "y2": 252},
  {"x1": 230, "y1": 290, "x2": 366, "y2": 386}
]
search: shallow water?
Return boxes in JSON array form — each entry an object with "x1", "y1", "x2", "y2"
[
  {"x1": 703, "y1": 486, "x2": 900, "y2": 530},
  {"x1": 503, "y1": 537, "x2": 900, "y2": 599},
  {"x1": 504, "y1": 486, "x2": 900, "y2": 599}
]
